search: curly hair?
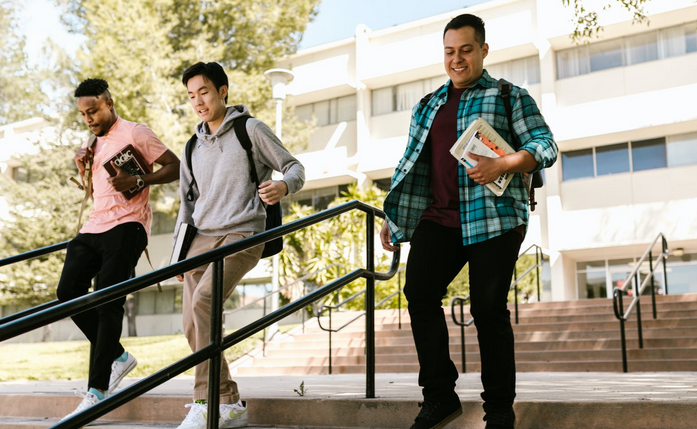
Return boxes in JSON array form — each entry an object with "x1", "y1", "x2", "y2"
[{"x1": 74, "y1": 78, "x2": 111, "y2": 98}]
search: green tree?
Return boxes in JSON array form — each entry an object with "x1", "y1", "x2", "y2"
[
  {"x1": 0, "y1": 136, "x2": 84, "y2": 305},
  {"x1": 0, "y1": 0, "x2": 45, "y2": 125},
  {"x1": 0, "y1": 0, "x2": 321, "y2": 307}
]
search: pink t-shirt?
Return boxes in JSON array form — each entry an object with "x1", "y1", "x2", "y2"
[{"x1": 80, "y1": 117, "x2": 168, "y2": 238}]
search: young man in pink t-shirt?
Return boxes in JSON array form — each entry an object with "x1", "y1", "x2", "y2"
[{"x1": 57, "y1": 79, "x2": 180, "y2": 421}]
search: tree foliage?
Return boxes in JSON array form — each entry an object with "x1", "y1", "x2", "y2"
[
  {"x1": 0, "y1": 0, "x2": 320, "y2": 306},
  {"x1": 0, "y1": 0, "x2": 45, "y2": 125},
  {"x1": 563, "y1": 0, "x2": 651, "y2": 43},
  {"x1": 0, "y1": 134, "x2": 84, "y2": 305}
]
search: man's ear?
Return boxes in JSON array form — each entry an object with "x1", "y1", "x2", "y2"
[
  {"x1": 106, "y1": 96, "x2": 114, "y2": 110},
  {"x1": 219, "y1": 85, "x2": 228, "y2": 101},
  {"x1": 482, "y1": 43, "x2": 489, "y2": 59}
]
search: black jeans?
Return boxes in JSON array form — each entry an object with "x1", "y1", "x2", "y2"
[
  {"x1": 404, "y1": 220, "x2": 522, "y2": 414},
  {"x1": 56, "y1": 222, "x2": 147, "y2": 391}
]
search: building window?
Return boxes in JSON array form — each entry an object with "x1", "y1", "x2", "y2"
[
  {"x1": 595, "y1": 143, "x2": 630, "y2": 176},
  {"x1": 561, "y1": 136, "x2": 679, "y2": 181},
  {"x1": 486, "y1": 56, "x2": 541, "y2": 87},
  {"x1": 283, "y1": 184, "x2": 350, "y2": 213},
  {"x1": 371, "y1": 75, "x2": 447, "y2": 116},
  {"x1": 631, "y1": 137, "x2": 667, "y2": 172},
  {"x1": 562, "y1": 148, "x2": 594, "y2": 180},
  {"x1": 557, "y1": 21, "x2": 697, "y2": 79},
  {"x1": 296, "y1": 94, "x2": 356, "y2": 126},
  {"x1": 667, "y1": 132, "x2": 697, "y2": 167},
  {"x1": 136, "y1": 288, "x2": 181, "y2": 315},
  {"x1": 625, "y1": 31, "x2": 658, "y2": 66},
  {"x1": 589, "y1": 38, "x2": 624, "y2": 72}
]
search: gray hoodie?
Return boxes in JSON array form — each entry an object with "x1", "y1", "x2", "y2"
[{"x1": 174, "y1": 105, "x2": 305, "y2": 242}]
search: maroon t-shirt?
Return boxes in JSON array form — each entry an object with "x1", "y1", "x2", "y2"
[{"x1": 420, "y1": 85, "x2": 467, "y2": 228}]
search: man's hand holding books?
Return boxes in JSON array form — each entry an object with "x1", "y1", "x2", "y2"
[
  {"x1": 465, "y1": 152, "x2": 508, "y2": 185},
  {"x1": 107, "y1": 162, "x2": 141, "y2": 193}
]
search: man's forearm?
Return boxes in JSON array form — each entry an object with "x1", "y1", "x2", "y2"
[{"x1": 143, "y1": 163, "x2": 179, "y2": 186}]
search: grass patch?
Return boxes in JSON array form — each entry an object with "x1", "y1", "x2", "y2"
[{"x1": 0, "y1": 325, "x2": 296, "y2": 382}]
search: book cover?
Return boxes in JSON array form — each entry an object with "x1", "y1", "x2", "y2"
[
  {"x1": 102, "y1": 144, "x2": 151, "y2": 200},
  {"x1": 170, "y1": 223, "x2": 198, "y2": 266},
  {"x1": 449, "y1": 117, "x2": 515, "y2": 197}
]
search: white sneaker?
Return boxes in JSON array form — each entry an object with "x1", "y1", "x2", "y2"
[
  {"x1": 177, "y1": 403, "x2": 208, "y2": 429},
  {"x1": 220, "y1": 400, "x2": 248, "y2": 428},
  {"x1": 176, "y1": 401, "x2": 249, "y2": 429},
  {"x1": 108, "y1": 352, "x2": 137, "y2": 394},
  {"x1": 60, "y1": 392, "x2": 102, "y2": 422}
]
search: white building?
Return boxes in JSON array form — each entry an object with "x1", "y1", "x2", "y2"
[{"x1": 275, "y1": 0, "x2": 697, "y2": 302}]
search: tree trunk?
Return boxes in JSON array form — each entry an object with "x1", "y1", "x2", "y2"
[{"x1": 126, "y1": 294, "x2": 137, "y2": 337}]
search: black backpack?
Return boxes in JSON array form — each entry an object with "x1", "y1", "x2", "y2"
[
  {"x1": 498, "y1": 78, "x2": 544, "y2": 212},
  {"x1": 184, "y1": 116, "x2": 283, "y2": 258}
]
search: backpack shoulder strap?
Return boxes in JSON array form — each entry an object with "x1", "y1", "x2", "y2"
[
  {"x1": 497, "y1": 78, "x2": 517, "y2": 147},
  {"x1": 184, "y1": 134, "x2": 198, "y2": 202},
  {"x1": 233, "y1": 115, "x2": 260, "y2": 186},
  {"x1": 419, "y1": 84, "x2": 446, "y2": 109}
]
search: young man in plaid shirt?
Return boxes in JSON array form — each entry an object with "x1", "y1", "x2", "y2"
[{"x1": 379, "y1": 14, "x2": 557, "y2": 429}]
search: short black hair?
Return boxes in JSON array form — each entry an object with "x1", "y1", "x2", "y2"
[
  {"x1": 182, "y1": 62, "x2": 229, "y2": 104},
  {"x1": 74, "y1": 78, "x2": 111, "y2": 99},
  {"x1": 443, "y1": 14, "x2": 486, "y2": 46}
]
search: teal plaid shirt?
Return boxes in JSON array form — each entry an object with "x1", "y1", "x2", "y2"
[{"x1": 384, "y1": 70, "x2": 558, "y2": 246}]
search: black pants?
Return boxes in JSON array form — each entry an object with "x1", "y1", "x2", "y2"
[
  {"x1": 404, "y1": 220, "x2": 522, "y2": 414},
  {"x1": 56, "y1": 222, "x2": 147, "y2": 391}
]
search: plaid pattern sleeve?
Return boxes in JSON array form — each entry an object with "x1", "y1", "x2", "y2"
[{"x1": 383, "y1": 71, "x2": 557, "y2": 245}]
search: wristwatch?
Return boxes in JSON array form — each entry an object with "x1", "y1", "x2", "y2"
[{"x1": 135, "y1": 174, "x2": 145, "y2": 190}]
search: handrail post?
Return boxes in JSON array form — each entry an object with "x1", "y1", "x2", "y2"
[
  {"x1": 649, "y1": 250, "x2": 657, "y2": 319},
  {"x1": 513, "y1": 266, "x2": 519, "y2": 325},
  {"x1": 460, "y1": 300, "x2": 466, "y2": 373},
  {"x1": 262, "y1": 292, "x2": 267, "y2": 357},
  {"x1": 635, "y1": 273, "x2": 643, "y2": 350},
  {"x1": 365, "y1": 211, "x2": 376, "y2": 399},
  {"x1": 616, "y1": 289, "x2": 628, "y2": 373},
  {"x1": 302, "y1": 283, "x2": 306, "y2": 334},
  {"x1": 398, "y1": 269, "x2": 402, "y2": 330},
  {"x1": 662, "y1": 236, "x2": 669, "y2": 295},
  {"x1": 536, "y1": 247, "x2": 541, "y2": 302},
  {"x1": 328, "y1": 307, "x2": 333, "y2": 375},
  {"x1": 207, "y1": 259, "x2": 224, "y2": 429}
]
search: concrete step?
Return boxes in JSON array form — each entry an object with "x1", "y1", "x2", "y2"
[
  {"x1": 248, "y1": 347, "x2": 697, "y2": 368},
  {"x1": 236, "y1": 358, "x2": 697, "y2": 375},
  {"x1": 263, "y1": 337, "x2": 697, "y2": 358},
  {"x1": 3, "y1": 372, "x2": 697, "y2": 429}
]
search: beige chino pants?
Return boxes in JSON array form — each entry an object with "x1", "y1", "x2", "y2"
[{"x1": 182, "y1": 231, "x2": 263, "y2": 403}]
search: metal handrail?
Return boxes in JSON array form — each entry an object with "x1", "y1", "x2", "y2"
[
  {"x1": 0, "y1": 200, "x2": 400, "y2": 429},
  {"x1": 316, "y1": 266, "x2": 406, "y2": 374},
  {"x1": 612, "y1": 232, "x2": 669, "y2": 373},
  {"x1": 224, "y1": 263, "x2": 344, "y2": 353},
  {"x1": 0, "y1": 241, "x2": 70, "y2": 325},
  {"x1": 450, "y1": 244, "x2": 546, "y2": 373}
]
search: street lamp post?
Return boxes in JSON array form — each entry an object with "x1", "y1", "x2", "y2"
[{"x1": 263, "y1": 68, "x2": 294, "y2": 343}]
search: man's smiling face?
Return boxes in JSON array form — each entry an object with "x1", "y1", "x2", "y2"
[{"x1": 443, "y1": 26, "x2": 488, "y2": 89}]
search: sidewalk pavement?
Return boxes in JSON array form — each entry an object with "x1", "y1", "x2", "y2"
[{"x1": 2, "y1": 372, "x2": 697, "y2": 403}]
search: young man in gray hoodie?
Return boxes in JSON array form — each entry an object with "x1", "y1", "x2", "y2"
[{"x1": 174, "y1": 62, "x2": 305, "y2": 429}]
